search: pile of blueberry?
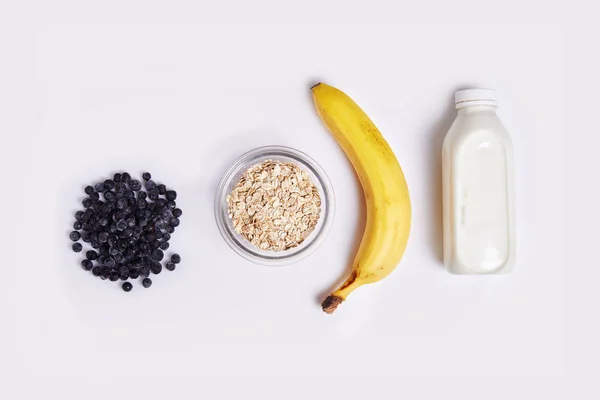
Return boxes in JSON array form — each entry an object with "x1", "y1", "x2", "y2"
[{"x1": 69, "y1": 172, "x2": 182, "y2": 292}]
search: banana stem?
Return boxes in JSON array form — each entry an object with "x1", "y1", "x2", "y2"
[{"x1": 321, "y1": 295, "x2": 344, "y2": 314}]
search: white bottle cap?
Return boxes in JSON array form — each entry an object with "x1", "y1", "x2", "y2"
[{"x1": 455, "y1": 88, "x2": 498, "y2": 108}]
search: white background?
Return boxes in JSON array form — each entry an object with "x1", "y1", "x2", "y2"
[{"x1": 1, "y1": 1, "x2": 596, "y2": 398}]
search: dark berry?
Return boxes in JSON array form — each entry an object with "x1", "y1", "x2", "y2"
[
  {"x1": 162, "y1": 233, "x2": 171, "y2": 241},
  {"x1": 150, "y1": 262, "x2": 162, "y2": 275},
  {"x1": 137, "y1": 191, "x2": 147, "y2": 200},
  {"x1": 114, "y1": 253, "x2": 125, "y2": 264},
  {"x1": 104, "y1": 257, "x2": 116, "y2": 269},
  {"x1": 92, "y1": 266, "x2": 101, "y2": 276},
  {"x1": 124, "y1": 190, "x2": 134, "y2": 199},
  {"x1": 165, "y1": 190, "x2": 177, "y2": 201},
  {"x1": 81, "y1": 259, "x2": 93, "y2": 270},
  {"x1": 81, "y1": 232, "x2": 91, "y2": 242},
  {"x1": 159, "y1": 242, "x2": 169, "y2": 250},
  {"x1": 172, "y1": 208, "x2": 182, "y2": 218},
  {"x1": 98, "y1": 232, "x2": 109, "y2": 243},
  {"x1": 170, "y1": 217, "x2": 180, "y2": 227},
  {"x1": 101, "y1": 269, "x2": 110, "y2": 280},
  {"x1": 137, "y1": 198, "x2": 147, "y2": 209},
  {"x1": 165, "y1": 225, "x2": 175, "y2": 234},
  {"x1": 142, "y1": 278, "x2": 152, "y2": 288},
  {"x1": 142, "y1": 172, "x2": 151, "y2": 181},
  {"x1": 109, "y1": 246, "x2": 120, "y2": 256},
  {"x1": 129, "y1": 269, "x2": 140, "y2": 279},
  {"x1": 167, "y1": 200, "x2": 176, "y2": 209},
  {"x1": 69, "y1": 231, "x2": 81, "y2": 241},
  {"x1": 89, "y1": 192, "x2": 100, "y2": 201},
  {"x1": 121, "y1": 172, "x2": 131, "y2": 183},
  {"x1": 116, "y1": 219, "x2": 128, "y2": 231},
  {"x1": 86, "y1": 250, "x2": 98, "y2": 260},
  {"x1": 140, "y1": 266, "x2": 150, "y2": 278},
  {"x1": 145, "y1": 180, "x2": 156, "y2": 190},
  {"x1": 82, "y1": 198, "x2": 93, "y2": 208},
  {"x1": 90, "y1": 240, "x2": 100, "y2": 249},
  {"x1": 113, "y1": 173, "x2": 122, "y2": 182},
  {"x1": 171, "y1": 254, "x2": 181, "y2": 264},
  {"x1": 119, "y1": 273, "x2": 129, "y2": 281},
  {"x1": 104, "y1": 191, "x2": 115, "y2": 201},
  {"x1": 75, "y1": 211, "x2": 84, "y2": 221},
  {"x1": 72, "y1": 242, "x2": 83, "y2": 252},
  {"x1": 166, "y1": 262, "x2": 175, "y2": 271},
  {"x1": 151, "y1": 240, "x2": 161, "y2": 249},
  {"x1": 94, "y1": 182, "x2": 105, "y2": 192},
  {"x1": 122, "y1": 282, "x2": 133, "y2": 292},
  {"x1": 151, "y1": 249, "x2": 164, "y2": 261},
  {"x1": 73, "y1": 221, "x2": 82, "y2": 230},
  {"x1": 109, "y1": 272, "x2": 119, "y2": 281},
  {"x1": 129, "y1": 180, "x2": 142, "y2": 191},
  {"x1": 84, "y1": 185, "x2": 94, "y2": 195},
  {"x1": 104, "y1": 179, "x2": 115, "y2": 190},
  {"x1": 148, "y1": 188, "x2": 159, "y2": 201},
  {"x1": 157, "y1": 184, "x2": 166, "y2": 195}
]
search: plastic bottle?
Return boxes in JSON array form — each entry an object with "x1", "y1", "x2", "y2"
[{"x1": 442, "y1": 89, "x2": 516, "y2": 274}]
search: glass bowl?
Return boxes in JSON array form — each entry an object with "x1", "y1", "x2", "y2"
[{"x1": 215, "y1": 145, "x2": 335, "y2": 266}]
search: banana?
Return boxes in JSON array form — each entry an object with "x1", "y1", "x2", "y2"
[{"x1": 311, "y1": 83, "x2": 411, "y2": 314}]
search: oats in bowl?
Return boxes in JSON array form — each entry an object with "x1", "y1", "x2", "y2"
[{"x1": 226, "y1": 161, "x2": 321, "y2": 251}]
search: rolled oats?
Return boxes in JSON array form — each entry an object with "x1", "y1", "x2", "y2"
[{"x1": 227, "y1": 161, "x2": 321, "y2": 251}]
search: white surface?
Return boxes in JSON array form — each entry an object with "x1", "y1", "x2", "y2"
[
  {"x1": 442, "y1": 104, "x2": 516, "y2": 274},
  {"x1": 4, "y1": 23, "x2": 565, "y2": 380}
]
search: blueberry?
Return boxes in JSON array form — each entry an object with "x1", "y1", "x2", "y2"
[
  {"x1": 109, "y1": 272, "x2": 119, "y2": 281},
  {"x1": 151, "y1": 249, "x2": 164, "y2": 261},
  {"x1": 69, "y1": 231, "x2": 81, "y2": 241},
  {"x1": 129, "y1": 179, "x2": 142, "y2": 191},
  {"x1": 81, "y1": 259, "x2": 93, "y2": 270},
  {"x1": 150, "y1": 262, "x2": 162, "y2": 275},
  {"x1": 90, "y1": 240, "x2": 100, "y2": 249},
  {"x1": 151, "y1": 240, "x2": 161, "y2": 249},
  {"x1": 165, "y1": 225, "x2": 175, "y2": 234},
  {"x1": 104, "y1": 257, "x2": 116, "y2": 269},
  {"x1": 121, "y1": 172, "x2": 131, "y2": 184},
  {"x1": 116, "y1": 219, "x2": 128, "y2": 231},
  {"x1": 117, "y1": 239, "x2": 128, "y2": 252},
  {"x1": 148, "y1": 188, "x2": 159, "y2": 201},
  {"x1": 145, "y1": 180, "x2": 156, "y2": 190},
  {"x1": 124, "y1": 190, "x2": 134, "y2": 199},
  {"x1": 129, "y1": 269, "x2": 140, "y2": 279},
  {"x1": 72, "y1": 242, "x2": 83, "y2": 252},
  {"x1": 142, "y1": 172, "x2": 151, "y2": 181},
  {"x1": 109, "y1": 246, "x2": 120, "y2": 256},
  {"x1": 171, "y1": 254, "x2": 181, "y2": 264},
  {"x1": 119, "y1": 273, "x2": 129, "y2": 281},
  {"x1": 84, "y1": 185, "x2": 94, "y2": 195},
  {"x1": 122, "y1": 282, "x2": 133, "y2": 292},
  {"x1": 172, "y1": 208, "x2": 182, "y2": 218},
  {"x1": 104, "y1": 191, "x2": 115, "y2": 201},
  {"x1": 170, "y1": 217, "x2": 180, "y2": 227},
  {"x1": 159, "y1": 242, "x2": 169, "y2": 250},
  {"x1": 98, "y1": 232, "x2": 109, "y2": 243},
  {"x1": 94, "y1": 182, "x2": 105, "y2": 192},
  {"x1": 82, "y1": 198, "x2": 93, "y2": 208},
  {"x1": 92, "y1": 266, "x2": 101, "y2": 276},
  {"x1": 137, "y1": 198, "x2": 147, "y2": 209},
  {"x1": 81, "y1": 232, "x2": 91, "y2": 242},
  {"x1": 113, "y1": 173, "x2": 122, "y2": 182},
  {"x1": 167, "y1": 200, "x2": 176, "y2": 210},
  {"x1": 89, "y1": 192, "x2": 100, "y2": 201},
  {"x1": 137, "y1": 191, "x2": 147, "y2": 200},
  {"x1": 114, "y1": 253, "x2": 125, "y2": 264},
  {"x1": 157, "y1": 184, "x2": 166, "y2": 195},
  {"x1": 86, "y1": 250, "x2": 98, "y2": 260},
  {"x1": 140, "y1": 266, "x2": 150, "y2": 278},
  {"x1": 75, "y1": 211, "x2": 84, "y2": 221},
  {"x1": 142, "y1": 278, "x2": 152, "y2": 288},
  {"x1": 165, "y1": 190, "x2": 177, "y2": 201},
  {"x1": 166, "y1": 262, "x2": 176, "y2": 271},
  {"x1": 100, "y1": 269, "x2": 110, "y2": 280},
  {"x1": 104, "y1": 179, "x2": 115, "y2": 190},
  {"x1": 72, "y1": 221, "x2": 82, "y2": 230}
]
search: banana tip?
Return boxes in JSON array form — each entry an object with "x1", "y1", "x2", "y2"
[
  {"x1": 310, "y1": 82, "x2": 323, "y2": 91},
  {"x1": 321, "y1": 295, "x2": 343, "y2": 314}
]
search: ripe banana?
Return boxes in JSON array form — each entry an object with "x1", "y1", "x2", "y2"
[{"x1": 311, "y1": 83, "x2": 411, "y2": 314}]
